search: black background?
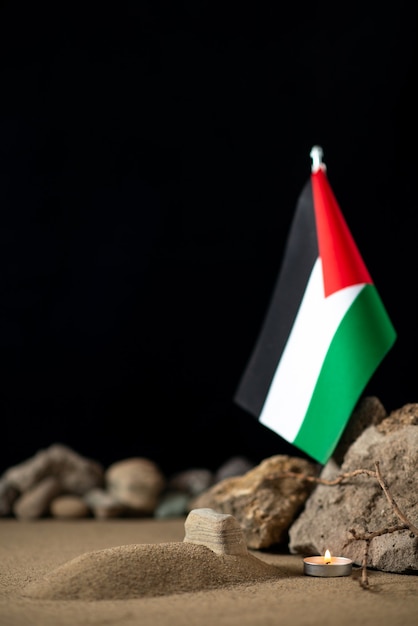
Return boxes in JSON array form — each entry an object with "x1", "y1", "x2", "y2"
[{"x1": 1, "y1": 1, "x2": 417, "y2": 476}]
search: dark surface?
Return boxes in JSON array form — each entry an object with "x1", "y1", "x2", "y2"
[{"x1": 1, "y1": 1, "x2": 417, "y2": 475}]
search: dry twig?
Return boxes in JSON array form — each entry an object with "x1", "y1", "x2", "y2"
[{"x1": 374, "y1": 461, "x2": 418, "y2": 535}]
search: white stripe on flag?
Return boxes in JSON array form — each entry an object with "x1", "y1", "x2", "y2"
[{"x1": 259, "y1": 258, "x2": 364, "y2": 441}]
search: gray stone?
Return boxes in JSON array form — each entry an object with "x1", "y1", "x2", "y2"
[
  {"x1": 215, "y1": 456, "x2": 255, "y2": 483},
  {"x1": 288, "y1": 404, "x2": 418, "y2": 573},
  {"x1": 169, "y1": 468, "x2": 214, "y2": 496},
  {"x1": 0, "y1": 478, "x2": 18, "y2": 516},
  {"x1": 4, "y1": 443, "x2": 104, "y2": 495},
  {"x1": 332, "y1": 396, "x2": 387, "y2": 466},
  {"x1": 189, "y1": 455, "x2": 318, "y2": 549}
]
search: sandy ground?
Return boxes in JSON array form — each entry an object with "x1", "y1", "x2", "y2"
[{"x1": 0, "y1": 518, "x2": 417, "y2": 626}]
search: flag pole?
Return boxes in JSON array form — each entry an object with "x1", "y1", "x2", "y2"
[{"x1": 310, "y1": 145, "x2": 326, "y2": 173}]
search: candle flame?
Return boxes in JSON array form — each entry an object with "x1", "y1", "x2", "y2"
[{"x1": 324, "y1": 549, "x2": 332, "y2": 564}]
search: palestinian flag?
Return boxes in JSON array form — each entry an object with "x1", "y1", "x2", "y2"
[{"x1": 234, "y1": 146, "x2": 397, "y2": 464}]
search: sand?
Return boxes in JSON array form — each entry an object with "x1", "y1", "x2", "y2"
[{"x1": 1, "y1": 517, "x2": 417, "y2": 626}]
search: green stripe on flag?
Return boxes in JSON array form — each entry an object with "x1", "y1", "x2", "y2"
[{"x1": 293, "y1": 284, "x2": 397, "y2": 464}]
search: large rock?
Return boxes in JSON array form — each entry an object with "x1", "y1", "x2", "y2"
[
  {"x1": 288, "y1": 403, "x2": 418, "y2": 573},
  {"x1": 4, "y1": 443, "x2": 104, "y2": 495},
  {"x1": 332, "y1": 396, "x2": 387, "y2": 465},
  {"x1": 2, "y1": 444, "x2": 104, "y2": 518},
  {"x1": 189, "y1": 455, "x2": 317, "y2": 549}
]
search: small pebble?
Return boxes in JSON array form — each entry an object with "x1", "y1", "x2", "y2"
[
  {"x1": 50, "y1": 495, "x2": 90, "y2": 519},
  {"x1": 169, "y1": 468, "x2": 214, "y2": 496},
  {"x1": 83, "y1": 488, "x2": 127, "y2": 519},
  {"x1": 215, "y1": 456, "x2": 255, "y2": 483},
  {"x1": 154, "y1": 492, "x2": 190, "y2": 518},
  {"x1": 106, "y1": 458, "x2": 166, "y2": 513}
]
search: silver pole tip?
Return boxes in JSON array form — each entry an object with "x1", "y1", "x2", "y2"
[{"x1": 310, "y1": 145, "x2": 326, "y2": 173}]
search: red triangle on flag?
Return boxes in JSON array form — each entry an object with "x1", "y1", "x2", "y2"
[{"x1": 311, "y1": 167, "x2": 372, "y2": 298}]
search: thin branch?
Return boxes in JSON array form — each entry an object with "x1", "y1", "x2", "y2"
[
  {"x1": 349, "y1": 524, "x2": 408, "y2": 542},
  {"x1": 374, "y1": 461, "x2": 418, "y2": 535},
  {"x1": 273, "y1": 468, "x2": 377, "y2": 485},
  {"x1": 360, "y1": 544, "x2": 369, "y2": 589}
]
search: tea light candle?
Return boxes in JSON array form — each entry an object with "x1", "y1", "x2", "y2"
[{"x1": 303, "y1": 550, "x2": 353, "y2": 577}]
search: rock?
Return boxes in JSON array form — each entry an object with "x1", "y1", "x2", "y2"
[
  {"x1": 377, "y1": 402, "x2": 418, "y2": 433},
  {"x1": 105, "y1": 458, "x2": 166, "y2": 514},
  {"x1": 4, "y1": 450, "x2": 52, "y2": 492},
  {"x1": 83, "y1": 488, "x2": 128, "y2": 519},
  {"x1": 214, "y1": 456, "x2": 255, "y2": 483},
  {"x1": 184, "y1": 508, "x2": 248, "y2": 556},
  {"x1": 169, "y1": 468, "x2": 214, "y2": 496},
  {"x1": 157, "y1": 467, "x2": 215, "y2": 518},
  {"x1": 0, "y1": 478, "x2": 18, "y2": 516},
  {"x1": 154, "y1": 492, "x2": 190, "y2": 518},
  {"x1": 4, "y1": 443, "x2": 104, "y2": 495},
  {"x1": 288, "y1": 404, "x2": 418, "y2": 573},
  {"x1": 13, "y1": 476, "x2": 62, "y2": 519},
  {"x1": 332, "y1": 396, "x2": 387, "y2": 465},
  {"x1": 50, "y1": 495, "x2": 90, "y2": 519},
  {"x1": 1, "y1": 444, "x2": 104, "y2": 519},
  {"x1": 189, "y1": 455, "x2": 318, "y2": 549}
]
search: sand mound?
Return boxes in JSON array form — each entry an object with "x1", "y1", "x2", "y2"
[{"x1": 23, "y1": 542, "x2": 281, "y2": 600}]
